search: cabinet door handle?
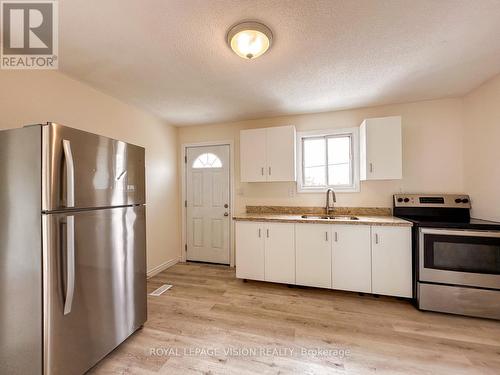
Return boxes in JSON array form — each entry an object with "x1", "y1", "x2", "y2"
[
  {"x1": 261, "y1": 167, "x2": 264, "y2": 176},
  {"x1": 369, "y1": 163, "x2": 374, "y2": 173},
  {"x1": 258, "y1": 228, "x2": 261, "y2": 238},
  {"x1": 266, "y1": 229, "x2": 270, "y2": 238},
  {"x1": 325, "y1": 231, "x2": 328, "y2": 241},
  {"x1": 268, "y1": 166, "x2": 271, "y2": 176},
  {"x1": 375, "y1": 233, "x2": 379, "y2": 244},
  {"x1": 334, "y1": 232, "x2": 338, "y2": 242}
]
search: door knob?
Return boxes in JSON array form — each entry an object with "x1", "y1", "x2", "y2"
[
  {"x1": 224, "y1": 204, "x2": 229, "y2": 208},
  {"x1": 224, "y1": 212, "x2": 229, "y2": 217}
]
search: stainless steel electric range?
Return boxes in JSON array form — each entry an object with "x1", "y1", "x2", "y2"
[{"x1": 393, "y1": 194, "x2": 500, "y2": 320}]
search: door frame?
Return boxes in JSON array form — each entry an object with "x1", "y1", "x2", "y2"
[{"x1": 181, "y1": 140, "x2": 235, "y2": 266}]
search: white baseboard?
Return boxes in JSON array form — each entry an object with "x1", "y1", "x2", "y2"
[{"x1": 147, "y1": 257, "x2": 180, "y2": 279}]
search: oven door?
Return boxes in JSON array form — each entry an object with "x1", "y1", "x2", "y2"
[{"x1": 419, "y1": 228, "x2": 500, "y2": 289}]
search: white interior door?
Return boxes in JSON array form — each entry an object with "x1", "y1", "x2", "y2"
[{"x1": 186, "y1": 145, "x2": 230, "y2": 264}]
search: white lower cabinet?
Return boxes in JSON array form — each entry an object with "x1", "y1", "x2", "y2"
[
  {"x1": 235, "y1": 222, "x2": 265, "y2": 281},
  {"x1": 332, "y1": 225, "x2": 372, "y2": 293},
  {"x1": 235, "y1": 221, "x2": 412, "y2": 298},
  {"x1": 264, "y1": 223, "x2": 295, "y2": 284},
  {"x1": 296, "y1": 224, "x2": 332, "y2": 288},
  {"x1": 235, "y1": 221, "x2": 295, "y2": 283},
  {"x1": 371, "y1": 226, "x2": 412, "y2": 297}
]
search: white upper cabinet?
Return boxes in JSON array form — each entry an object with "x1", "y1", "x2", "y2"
[
  {"x1": 240, "y1": 125, "x2": 296, "y2": 182},
  {"x1": 360, "y1": 116, "x2": 402, "y2": 180},
  {"x1": 240, "y1": 128, "x2": 267, "y2": 182},
  {"x1": 332, "y1": 225, "x2": 372, "y2": 293},
  {"x1": 371, "y1": 226, "x2": 412, "y2": 298},
  {"x1": 266, "y1": 126, "x2": 296, "y2": 181}
]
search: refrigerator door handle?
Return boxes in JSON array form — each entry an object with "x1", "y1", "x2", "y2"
[
  {"x1": 63, "y1": 216, "x2": 75, "y2": 315},
  {"x1": 62, "y1": 139, "x2": 75, "y2": 207}
]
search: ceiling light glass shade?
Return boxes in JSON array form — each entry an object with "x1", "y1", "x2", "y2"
[{"x1": 227, "y1": 21, "x2": 273, "y2": 59}]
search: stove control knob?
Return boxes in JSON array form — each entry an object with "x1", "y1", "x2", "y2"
[
  {"x1": 455, "y1": 198, "x2": 462, "y2": 203},
  {"x1": 462, "y1": 198, "x2": 469, "y2": 204},
  {"x1": 397, "y1": 198, "x2": 404, "y2": 203},
  {"x1": 404, "y1": 198, "x2": 410, "y2": 203}
]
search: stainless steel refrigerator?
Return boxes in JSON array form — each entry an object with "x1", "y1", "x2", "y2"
[{"x1": 0, "y1": 123, "x2": 147, "y2": 375}]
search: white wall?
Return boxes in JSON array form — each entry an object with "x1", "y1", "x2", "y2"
[
  {"x1": 178, "y1": 98, "x2": 464, "y2": 213},
  {"x1": 0, "y1": 70, "x2": 180, "y2": 273},
  {"x1": 463, "y1": 73, "x2": 500, "y2": 221}
]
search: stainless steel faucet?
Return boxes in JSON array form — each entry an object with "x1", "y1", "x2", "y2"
[{"x1": 325, "y1": 188, "x2": 336, "y2": 215}]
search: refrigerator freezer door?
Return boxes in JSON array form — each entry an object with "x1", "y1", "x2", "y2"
[
  {"x1": 43, "y1": 206, "x2": 147, "y2": 375},
  {"x1": 42, "y1": 123, "x2": 146, "y2": 211}
]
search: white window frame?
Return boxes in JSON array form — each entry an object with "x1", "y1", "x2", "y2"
[{"x1": 296, "y1": 127, "x2": 360, "y2": 193}]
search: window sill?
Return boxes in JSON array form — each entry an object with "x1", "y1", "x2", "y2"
[{"x1": 297, "y1": 185, "x2": 360, "y2": 194}]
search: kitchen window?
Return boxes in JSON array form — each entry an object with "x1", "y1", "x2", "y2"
[{"x1": 297, "y1": 128, "x2": 359, "y2": 192}]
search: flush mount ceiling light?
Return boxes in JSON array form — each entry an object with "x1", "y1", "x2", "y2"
[{"x1": 227, "y1": 21, "x2": 273, "y2": 60}]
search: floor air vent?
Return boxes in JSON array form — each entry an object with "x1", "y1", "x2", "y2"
[{"x1": 149, "y1": 284, "x2": 173, "y2": 296}]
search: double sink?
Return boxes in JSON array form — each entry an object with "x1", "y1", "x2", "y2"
[
  {"x1": 300, "y1": 214, "x2": 359, "y2": 221},
  {"x1": 300, "y1": 190, "x2": 359, "y2": 221}
]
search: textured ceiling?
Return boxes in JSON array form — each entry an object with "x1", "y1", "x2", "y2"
[{"x1": 59, "y1": 0, "x2": 500, "y2": 126}]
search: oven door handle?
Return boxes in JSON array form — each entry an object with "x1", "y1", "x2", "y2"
[{"x1": 420, "y1": 228, "x2": 500, "y2": 238}]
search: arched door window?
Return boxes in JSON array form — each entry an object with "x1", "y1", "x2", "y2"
[{"x1": 192, "y1": 153, "x2": 222, "y2": 169}]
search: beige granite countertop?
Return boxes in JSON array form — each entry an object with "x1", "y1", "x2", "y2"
[
  {"x1": 233, "y1": 213, "x2": 412, "y2": 227},
  {"x1": 246, "y1": 205, "x2": 392, "y2": 216}
]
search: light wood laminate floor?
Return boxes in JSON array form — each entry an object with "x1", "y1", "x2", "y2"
[{"x1": 90, "y1": 263, "x2": 500, "y2": 374}]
